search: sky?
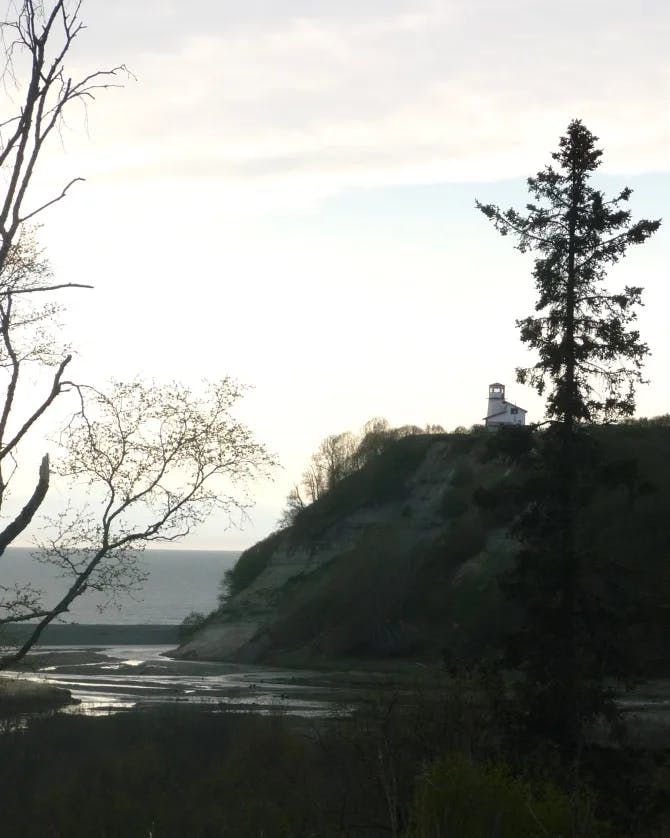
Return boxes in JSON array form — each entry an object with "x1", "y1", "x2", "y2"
[{"x1": 3, "y1": 0, "x2": 669, "y2": 550}]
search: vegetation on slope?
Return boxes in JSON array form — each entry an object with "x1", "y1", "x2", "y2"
[
  {"x1": 207, "y1": 419, "x2": 670, "y2": 671},
  {"x1": 225, "y1": 431, "x2": 456, "y2": 599}
]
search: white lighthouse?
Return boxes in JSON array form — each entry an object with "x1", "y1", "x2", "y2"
[{"x1": 484, "y1": 382, "x2": 527, "y2": 428}]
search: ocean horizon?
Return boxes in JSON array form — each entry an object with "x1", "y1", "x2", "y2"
[{"x1": 0, "y1": 547, "x2": 241, "y2": 625}]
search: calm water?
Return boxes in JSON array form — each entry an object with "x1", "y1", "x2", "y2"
[
  {"x1": 1, "y1": 646, "x2": 343, "y2": 718},
  {"x1": 1, "y1": 547, "x2": 240, "y2": 624}
]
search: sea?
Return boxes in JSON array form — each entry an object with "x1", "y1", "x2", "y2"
[{"x1": 1, "y1": 546, "x2": 240, "y2": 625}]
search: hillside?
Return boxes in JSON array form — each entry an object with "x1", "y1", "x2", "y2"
[{"x1": 176, "y1": 423, "x2": 670, "y2": 669}]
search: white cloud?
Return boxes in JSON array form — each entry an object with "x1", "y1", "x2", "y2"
[{"x1": 48, "y1": 0, "x2": 667, "y2": 212}]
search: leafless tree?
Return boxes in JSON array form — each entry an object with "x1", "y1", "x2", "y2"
[
  {"x1": 277, "y1": 431, "x2": 360, "y2": 528},
  {"x1": 277, "y1": 420, "x2": 438, "y2": 528},
  {"x1": 1, "y1": 379, "x2": 275, "y2": 667},
  {"x1": 0, "y1": 2, "x2": 275, "y2": 667},
  {"x1": 0, "y1": 0, "x2": 126, "y2": 263},
  {"x1": 0, "y1": 0, "x2": 124, "y2": 553},
  {"x1": 318, "y1": 431, "x2": 358, "y2": 489},
  {"x1": 276, "y1": 483, "x2": 307, "y2": 529}
]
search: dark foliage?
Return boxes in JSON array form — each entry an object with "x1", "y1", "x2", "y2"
[
  {"x1": 2, "y1": 698, "x2": 669, "y2": 836},
  {"x1": 177, "y1": 611, "x2": 208, "y2": 643},
  {"x1": 478, "y1": 120, "x2": 660, "y2": 424},
  {"x1": 478, "y1": 121, "x2": 661, "y2": 758},
  {"x1": 0, "y1": 695, "x2": 498, "y2": 838},
  {"x1": 214, "y1": 422, "x2": 670, "y2": 676},
  {"x1": 224, "y1": 529, "x2": 285, "y2": 597}
]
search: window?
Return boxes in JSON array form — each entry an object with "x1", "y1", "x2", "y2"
[{"x1": 510, "y1": 407, "x2": 518, "y2": 414}]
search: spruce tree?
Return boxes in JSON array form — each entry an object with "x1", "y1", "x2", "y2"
[{"x1": 477, "y1": 120, "x2": 660, "y2": 757}]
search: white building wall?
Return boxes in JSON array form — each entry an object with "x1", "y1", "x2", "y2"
[
  {"x1": 485, "y1": 383, "x2": 526, "y2": 427},
  {"x1": 487, "y1": 406, "x2": 525, "y2": 426}
]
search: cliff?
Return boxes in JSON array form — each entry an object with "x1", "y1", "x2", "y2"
[
  {"x1": 176, "y1": 422, "x2": 670, "y2": 669},
  {"x1": 176, "y1": 432, "x2": 518, "y2": 664}
]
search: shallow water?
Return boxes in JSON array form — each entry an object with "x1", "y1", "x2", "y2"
[
  {"x1": 3, "y1": 645, "x2": 349, "y2": 718},
  {"x1": 8, "y1": 647, "x2": 670, "y2": 744}
]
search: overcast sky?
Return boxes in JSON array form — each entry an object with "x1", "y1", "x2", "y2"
[{"x1": 6, "y1": 0, "x2": 669, "y2": 549}]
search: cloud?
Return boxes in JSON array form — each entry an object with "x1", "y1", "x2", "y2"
[{"x1": 35, "y1": 0, "x2": 670, "y2": 212}]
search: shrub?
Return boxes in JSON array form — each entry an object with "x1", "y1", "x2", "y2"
[
  {"x1": 440, "y1": 487, "x2": 469, "y2": 519},
  {"x1": 407, "y1": 753, "x2": 605, "y2": 837},
  {"x1": 444, "y1": 517, "x2": 486, "y2": 564},
  {"x1": 450, "y1": 461, "x2": 475, "y2": 487},
  {"x1": 225, "y1": 529, "x2": 284, "y2": 595},
  {"x1": 178, "y1": 611, "x2": 207, "y2": 643}
]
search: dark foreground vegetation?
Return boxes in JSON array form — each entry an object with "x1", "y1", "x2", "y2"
[{"x1": 1, "y1": 690, "x2": 668, "y2": 838}]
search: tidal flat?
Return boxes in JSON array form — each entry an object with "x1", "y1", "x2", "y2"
[
  {"x1": 2, "y1": 645, "x2": 670, "y2": 750},
  {"x1": 1, "y1": 644, "x2": 436, "y2": 718}
]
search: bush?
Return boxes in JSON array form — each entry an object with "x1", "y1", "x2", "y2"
[
  {"x1": 178, "y1": 610, "x2": 207, "y2": 643},
  {"x1": 407, "y1": 753, "x2": 605, "y2": 837},
  {"x1": 0, "y1": 708, "x2": 327, "y2": 838},
  {"x1": 444, "y1": 517, "x2": 487, "y2": 564},
  {"x1": 440, "y1": 487, "x2": 469, "y2": 519},
  {"x1": 225, "y1": 529, "x2": 284, "y2": 595},
  {"x1": 450, "y1": 461, "x2": 475, "y2": 487}
]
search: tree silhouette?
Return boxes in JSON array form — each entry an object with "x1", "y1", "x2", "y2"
[
  {"x1": 479, "y1": 120, "x2": 659, "y2": 426},
  {"x1": 0, "y1": 2, "x2": 274, "y2": 667},
  {"x1": 478, "y1": 120, "x2": 660, "y2": 757}
]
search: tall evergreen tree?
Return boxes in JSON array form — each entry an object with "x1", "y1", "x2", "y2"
[
  {"x1": 478, "y1": 119, "x2": 659, "y2": 426},
  {"x1": 477, "y1": 120, "x2": 660, "y2": 757}
]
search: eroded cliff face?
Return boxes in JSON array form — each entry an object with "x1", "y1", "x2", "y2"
[
  {"x1": 175, "y1": 435, "x2": 514, "y2": 664},
  {"x1": 174, "y1": 422, "x2": 670, "y2": 675}
]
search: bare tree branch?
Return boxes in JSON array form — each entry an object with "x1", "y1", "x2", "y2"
[
  {"x1": 0, "y1": 3, "x2": 275, "y2": 670},
  {"x1": 19, "y1": 175, "x2": 84, "y2": 221},
  {"x1": 0, "y1": 0, "x2": 127, "y2": 268},
  {"x1": 0, "y1": 281, "x2": 93, "y2": 295},
  {"x1": 0, "y1": 351, "x2": 71, "y2": 459},
  {"x1": 0, "y1": 453, "x2": 48, "y2": 556}
]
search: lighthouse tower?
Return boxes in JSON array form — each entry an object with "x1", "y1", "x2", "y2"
[
  {"x1": 487, "y1": 383, "x2": 505, "y2": 420},
  {"x1": 484, "y1": 382, "x2": 527, "y2": 428}
]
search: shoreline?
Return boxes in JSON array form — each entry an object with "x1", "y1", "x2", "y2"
[{"x1": 1, "y1": 623, "x2": 180, "y2": 647}]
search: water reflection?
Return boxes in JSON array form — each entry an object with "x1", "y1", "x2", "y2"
[{"x1": 3, "y1": 645, "x2": 348, "y2": 719}]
